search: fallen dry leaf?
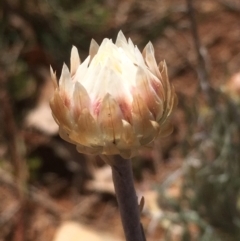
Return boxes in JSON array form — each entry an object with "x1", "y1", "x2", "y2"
[
  {"x1": 85, "y1": 165, "x2": 114, "y2": 194},
  {"x1": 25, "y1": 68, "x2": 58, "y2": 135},
  {"x1": 53, "y1": 221, "x2": 123, "y2": 241}
]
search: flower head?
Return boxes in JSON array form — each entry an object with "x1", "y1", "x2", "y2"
[{"x1": 50, "y1": 31, "x2": 176, "y2": 158}]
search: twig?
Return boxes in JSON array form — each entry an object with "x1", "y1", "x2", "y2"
[
  {"x1": 0, "y1": 168, "x2": 65, "y2": 218},
  {"x1": 218, "y1": 0, "x2": 240, "y2": 12},
  {"x1": 0, "y1": 203, "x2": 21, "y2": 227},
  {"x1": 0, "y1": 73, "x2": 26, "y2": 190},
  {"x1": 109, "y1": 155, "x2": 145, "y2": 241},
  {"x1": 0, "y1": 67, "x2": 28, "y2": 241},
  {"x1": 62, "y1": 195, "x2": 100, "y2": 220},
  {"x1": 186, "y1": 0, "x2": 215, "y2": 106}
]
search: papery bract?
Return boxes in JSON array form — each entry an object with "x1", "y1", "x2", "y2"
[{"x1": 50, "y1": 31, "x2": 176, "y2": 158}]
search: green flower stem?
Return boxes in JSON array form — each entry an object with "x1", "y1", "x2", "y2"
[{"x1": 110, "y1": 155, "x2": 145, "y2": 241}]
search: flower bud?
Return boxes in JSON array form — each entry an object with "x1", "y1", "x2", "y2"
[{"x1": 50, "y1": 31, "x2": 176, "y2": 158}]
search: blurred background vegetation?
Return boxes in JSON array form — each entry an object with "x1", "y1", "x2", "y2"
[{"x1": 0, "y1": 0, "x2": 240, "y2": 241}]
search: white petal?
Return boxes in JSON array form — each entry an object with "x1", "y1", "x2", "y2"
[
  {"x1": 74, "y1": 56, "x2": 90, "y2": 83},
  {"x1": 70, "y1": 46, "x2": 81, "y2": 76},
  {"x1": 131, "y1": 93, "x2": 159, "y2": 145},
  {"x1": 73, "y1": 82, "x2": 91, "y2": 119},
  {"x1": 116, "y1": 30, "x2": 127, "y2": 47},
  {"x1": 160, "y1": 86, "x2": 176, "y2": 124},
  {"x1": 159, "y1": 60, "x2": 169, "y2": 91},
  {"x1": 139, "y1": 121, "x2": 160, "y2": 145},
  {"x1": 97, "y1": 94, "x2": 123, "y2": 144},
  {"x1": 70, "y1": 108, "x2": 102, "y2": 147},
  {"x1": 136, "y1": 67, "x2": 164, "y2": 121},
  {"x1": 88, "y1": 64, "x2": 110, "y2": 101},
  {"x1": 59, "y1": 63, "x2": 74, "y2": 93},
  {"x1": 128, "y1": 38, "x2": 135, "y2": 50},
  {"x1": 50, "y1": 66, "x2": 58, "y2": 89},
  {"x1": 89, "y1": 39, "x2": 99, "y2": 61},
  {"x1": 117, "y1": 120, "x2": 140, "y2": 149},
  {"x1": 98, "y1": 38, "x2": 112, "y2": 53},
  {"x1": 107, "y1": 69, "x2": 132, "y2": 105},
  {"x1": 143, "y1": 42, "x2": 160, "y2": 78},
  {"x1": 158, "y1": 61, "x2": 175, "y2": 123},
  {"x1": 50, "y1": 91, "x2": 72, "y2": 131},
  {"x1": 134, "y1": 46, "x2": 145, "y2": 66},
  {"x1": 59, "y1": 128, "x2": 76, "y2": 144},
  {"x1": 148, "y1": 72, "x2": 165, "y2": 101}
]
